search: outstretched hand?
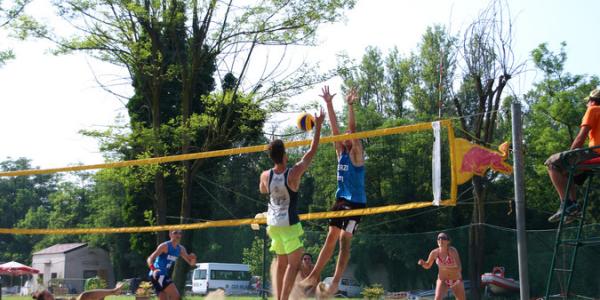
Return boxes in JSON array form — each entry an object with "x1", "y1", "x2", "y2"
[
  {"x1": 417, "y1": 259, "x2": 425, "y2": 266},
  {"x1": 346, "y1": 87, "x2": 358, "y2": 105},
  {"x1": 315, "y1": 108, "x2": 325, "y2": 127},
  {"x1": 319, "y1": 86, "x2": 336, "y2": 103}
]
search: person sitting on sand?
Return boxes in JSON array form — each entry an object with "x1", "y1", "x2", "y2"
[{"x1": 32, "y1": 282, "x2": 123, "y2": 300}]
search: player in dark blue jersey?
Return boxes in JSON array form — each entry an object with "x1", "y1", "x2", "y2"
[
  {"x1": 147, "y1": 230, "x2": 196, "y2": 300},
  {"x1": 300, "y1": 86, "x2": 366, "y2": 296}
]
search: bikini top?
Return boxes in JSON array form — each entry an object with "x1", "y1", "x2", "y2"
[{"x1": 436, "y1": 251, "x2": 456, "y2": 267}]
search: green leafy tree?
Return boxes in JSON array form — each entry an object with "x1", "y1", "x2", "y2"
[
  {"x1": 411, "y1": 25, "x2": 456, "y2": 120},
  {"x1": 0, "y1": 0, "x2": 31, "y2": 66},
  {"x1": 524, "y1": 42, "x2": 600, "y2": 222},
  {"x1": 242, "y1": 235, "x2": 273, "y2": 276},
  {"x1": 15, "y1": 0, "x2": 355, "y2": 290},
  {"x1": 449, "y1": 2, "x2": 525, "y2": 296},
  {"x1": 0, "y1": 158, "x2": 57, "y2": 263}
]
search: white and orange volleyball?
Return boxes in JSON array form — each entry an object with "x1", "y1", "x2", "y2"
[{"x1": 296, "y1": 112, "x2": 315, "y2": 131}]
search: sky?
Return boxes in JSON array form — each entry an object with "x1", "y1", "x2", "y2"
[{"x1": 1, "y1": 0, "x2": 599, "y2": 170}]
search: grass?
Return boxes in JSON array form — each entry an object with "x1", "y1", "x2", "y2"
[{"x1": 2, "y1": 296, "x2": 268, "y2": 300}]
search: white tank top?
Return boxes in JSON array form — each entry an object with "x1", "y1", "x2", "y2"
[{"x1": 267, "y1": 168, "x2": 299, "y2": 226}]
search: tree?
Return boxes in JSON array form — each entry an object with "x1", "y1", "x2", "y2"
[
  {"x1": 411, "y1": 25, "x2": 457, "y2": 120},
  {"x1": 523, "y1": 42, "x2": 600, "y2": 221},
  {"x1": 450, "y1": 1, "x2": 525, "y2": 298},
  {"x1": 0, "y1": 158, "x2": 57, "y2": 263},
  {"x1": 15, "y1": 0, "x2": 356, "y2": 289},
  {"x1": 0, "y1": 0, "x2": 31, "y2": 66}
]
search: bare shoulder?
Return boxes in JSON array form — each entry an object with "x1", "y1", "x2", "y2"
[
  {"x1": 157, "y1": 242, "x2": 169, "y2": 251},
  {"x1": 260, "y1": 170, "x2": 271, "y2": 181},
  {"x1": 430, "y1": 248, "x2": 439, "y2": 257}
]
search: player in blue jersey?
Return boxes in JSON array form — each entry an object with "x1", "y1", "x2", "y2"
[
  {"x1": 299, "y1": 86, "x2": 366, "y2": 296},
  {"x1": 259, "y1": 109, "x2": 324, "y2": 300},
  {"x1": 147, "y1": 230, "x2": 197, "y2": 300}
]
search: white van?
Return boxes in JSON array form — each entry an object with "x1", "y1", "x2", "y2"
[
  {"x1": 191, "y1": 263, "x2": 251, "y2": 295},
  {"x1": 322, "y1": 277, "x2": 362, "y2": 297}
]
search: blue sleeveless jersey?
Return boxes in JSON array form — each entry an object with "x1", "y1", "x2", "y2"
[
  {"x1": 149, "y1": 241, "x2": 181, "y2": 276},
  {"x1": 335, "y1": 150, "x2": 366, "y2": 204}
]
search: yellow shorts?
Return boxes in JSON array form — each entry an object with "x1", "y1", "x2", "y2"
[{"x1": 267, "y1": 223, "x2": 304, "y2": 255}]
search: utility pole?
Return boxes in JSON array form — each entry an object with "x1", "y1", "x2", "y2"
[{"x1": 511, "y1": 101, "x2": 530, "y2": 299}]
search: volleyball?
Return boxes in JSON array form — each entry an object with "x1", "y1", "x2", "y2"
[{"x1": 296, "y1": 112, "x2": 315, "y2": 131}]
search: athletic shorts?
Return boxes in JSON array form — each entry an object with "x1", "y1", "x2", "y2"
[
  {"x1": 150, "y1": 272, "x2": 173, "y2": 294},
  {"x1": 267, "y1": 223, "x2": 304, "y2": 255},
  {"x1": 328, "y1": 198, "x2": 366, "y2": 234},
  {"x1": 545, "y1": 150, "x2": 600, "y2": 185}
]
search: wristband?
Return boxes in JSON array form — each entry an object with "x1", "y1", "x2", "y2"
[{"x1": 150, "y1": 265, "x2": 156, "y2": 271}]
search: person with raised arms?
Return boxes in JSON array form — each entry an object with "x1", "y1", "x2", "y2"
[
  {"x1": 259, "y1": 109, "x2": 325, "y2": 300},
  {"x1": 299, "y1": 86, "x2": 366, "y2": 297}
]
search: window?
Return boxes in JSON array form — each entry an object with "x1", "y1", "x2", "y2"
[
  {"x1": 51, "y1": 273, "x2": 57, "y2": 279},
  {"x1": 210, "y1": 270, "x2": 250, "y2": 281},
  {"x1": 83, "y1": 270, "x2": 98, "y2": 279},
  {"x1": 347, "y1": 279, "x2": 359, "y2": 286},
  {"x1": 194, "y1": 269, "x2": 207, "y2": 280}
]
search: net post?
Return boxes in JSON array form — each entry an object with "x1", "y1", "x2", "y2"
[
  {"x1": 511, "y1": 101, "x2": 530, "y2": 299},
  {"x1": 445, "y1": 120, "x2": 458, "y2": 205}
]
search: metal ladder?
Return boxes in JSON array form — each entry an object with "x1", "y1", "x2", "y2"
[{"x1": 544, "y1": 147, "x2": 600, "y2": 299}]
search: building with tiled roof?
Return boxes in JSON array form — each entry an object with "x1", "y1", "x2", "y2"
[{"x1": 32, "y1": 243, "x2": 114, "y2": 293}]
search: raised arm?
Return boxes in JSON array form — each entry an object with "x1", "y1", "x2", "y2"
[
  {"x1": 179, "y1": 245, "x2": 197, "y2": 266},
  {"x1": 346, "y1": 87, "x2": 358, "y2": 133},
  {"x1": 346, "y1": 88, "x2": 365, "y2": 165},
  {"x1": 417, "y1": 249, "x2": 437, "y2": 270},
  {"x1": 320, "y1": 86, "x2": 343, "y2": 155},
  {"x1": 288, "y1": 109, "x2": 325, "y2": 190}
]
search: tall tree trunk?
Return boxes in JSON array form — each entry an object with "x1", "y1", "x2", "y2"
[{"x1": 150, "y1": 67, "x2": 167, "y2": 243}]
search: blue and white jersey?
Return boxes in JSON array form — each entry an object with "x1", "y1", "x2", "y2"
[
  {"x1": 267, "y1": 168, "x2": 299, "y2": 226},
  {"x1": 149, "y1": 241, "x2": 181, "y2": 276},
  {"x1": 335, "y1": 150, "x2": 366, "y2": 204}
]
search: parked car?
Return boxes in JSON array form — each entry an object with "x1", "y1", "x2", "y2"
[
  {"x1": 191, "y1": 262, "x2": 252, "y2": 295},
  {"x1": 322, "y1": 277, "x2": 362, "y2": 297}
]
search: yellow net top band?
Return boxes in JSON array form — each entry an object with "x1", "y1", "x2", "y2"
[{"x1": 0, "y1": 120, "x2": 451, "y2": 177}]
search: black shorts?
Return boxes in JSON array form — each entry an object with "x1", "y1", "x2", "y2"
[
  {"x1": 328, "y1": 198, "x2": 366, "y2": 234},
  {"x1": 150, "y1": 273, "x2": 173, "y2": 294}
]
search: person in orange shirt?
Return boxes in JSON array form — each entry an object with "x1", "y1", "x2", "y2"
[{"x1": 546, "y1": 88, "x2": 600, "y2": 223}]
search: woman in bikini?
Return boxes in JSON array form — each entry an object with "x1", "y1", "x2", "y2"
[{"x1": 417, "y1": 232, "x2": 466, "y2": 300}]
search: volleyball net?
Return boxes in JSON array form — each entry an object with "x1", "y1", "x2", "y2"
[{"x1": 0, "y1": 119, "x2": 466, "y2": 235}]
